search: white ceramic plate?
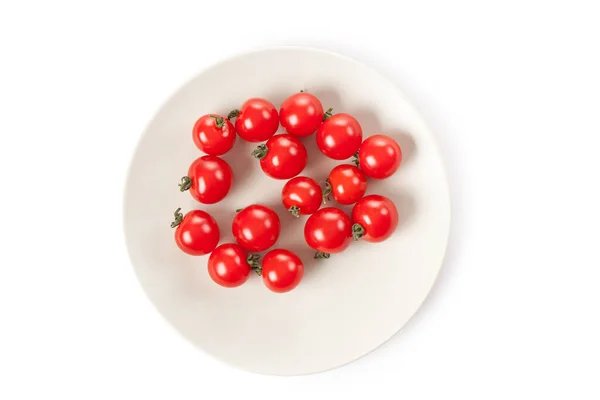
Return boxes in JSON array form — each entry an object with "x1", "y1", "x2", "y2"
[{"x1": 124, "y1": 47, "x2": 451, "y2": 375}]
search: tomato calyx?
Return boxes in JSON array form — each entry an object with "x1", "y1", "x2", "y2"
[
  {"x1": 251, "y1": 144, "x2": 268, "y2": 159},
  {"x1": 288, "y1": 205, "x2": 301, "y2": 218},
  {"x1": 209, "y1": 115, "x2": 225, "y2": 129},
  {"x1": 352, "y1": 223, "x2": 365, "y2": 240},
  {"x1": 322, "y1": 180, "x2": 332, "y2": 203},
  {"x1": 314, "y1": 251, "x2": 331, "y2": 260},
  {"x1": 227, "y1": 109, "x2": 240, "y2": 120},
  {"x1": 235, "y1": 208, "x2": 244, "y2": 212},
  {"x1": 323, "y1": 108, "x2": 334, "y2": 121},
  {"x1": 179, "y1": 176, "x2": 192, "y2": 192},
  {"x1": 351, "y1": 151, "x2": 360, "y2": 167},
  {"x1": 170, "y1": 207, "x2": 184, "y2": 228},
  {"x1": 247, "y1": 253, "x2": 262, "y2": 275}
]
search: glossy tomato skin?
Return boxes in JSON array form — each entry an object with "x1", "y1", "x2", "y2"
[
  {"x1": 304, "y1": 207, "x2": 353, "y2": 254},
  {"x1": 258, "y1": 134, "x2": 308, "y2": 179},
  {"x1": 185, "y1": 156, "x2": 233, "y2": 204},
  {"x1": 261, "y1": 249, "x2": 304, "y2": 293},
  {"x1": 358, "y1": 135, "x2": 402, "y2": 179},
  {"x1": 174, "y1": 210, "x2": 220, "y2": 256},
  {"x1": 316, "y1": 113, "x2": 362, "y2": 160},
  {"x1": 234, "y1": 98, "x2": 279, "y2": 142},
  {"x1": 328, "y1": 164, "x2": 367, "y2": 205},
  {"x1": 207, "y1": 243, "x2": 251, "y2": 288},
  {"x1": 192, "y1": 114, "x2": 236, "y2": 155},
  {"x1": 352, "y1": 195, "x2": 398, "y2": 243},
  {"x1": 232, "y1": 204, "x2": 281, "y2": 252},
  {"x1": 279, "y1": 92, "x2": 324, "y2": 137},
  {"x1": 281, "y1": 176, "x2": 322, "y2": 216}
]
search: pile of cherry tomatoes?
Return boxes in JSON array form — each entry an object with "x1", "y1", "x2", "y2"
[{"x1": 171, "y1": 92, "x2": 402, "y2": 293}]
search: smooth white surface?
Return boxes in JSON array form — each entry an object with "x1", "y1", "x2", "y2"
[
  {"x1": 1, "y1": 0, "x2": 599, "y2": 398},
  {"x1": 123, "y1": 47, "x2": 451, "y2": 375}
]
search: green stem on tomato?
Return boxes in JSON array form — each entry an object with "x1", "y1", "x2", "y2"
[
  {"x1": 352, "y1": 223, "x2": 365, "y2": 241},
  {"x1": 227, "y1": 109, "x2": 240, "y2": 120},
  {"x1": 209, "y1": 115, "x2": 225, "y2": 129},
  {"x1": 247, "y1": 253, "x2": 262, "y2": 275},
  {"x1": 314, "y1": 251, "x2": 331, "y2": 259},
  {"x1": 352, "y1": 151, "x2": 360, "y2": 167},
  {"x1": 179, "y1": 176, "x2": 192, "y2": 192},
  {"x1": 322, "y1": 180, "x2": 332, "y2": 204},
  {"x1": 323, "y1": 108, "x2": 333, "y2": 121},
  {"x1": 288, "y1": 205, "x2": 300, "y2": 218},
  {"x1": 170, "y1": 208, "x2": 183, "y2": 228},
  {"x1": 251, "y1": 144, "x2": 268, "y2": 159}
]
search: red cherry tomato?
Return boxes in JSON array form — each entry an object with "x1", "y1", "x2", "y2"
[
  {"x1": 252, "y1": 134, "x2": 307, "y2": 180},
  {"x1": 351, "y1": 195, "x2": 398, "y2": 243},
  {"x1": 281, "y1": 176, "x2": 322, "y2": 217},
  {"x1": 180, "y1": 155, "x2": 233, "y2": 204},
  {"x1": 357, "y1": 135, "x2": 402, "y2": 179},
  {"x1": 304, "y1": 207, "x2": 353, "y2": 257},
  {"x1": 316, "y1": 113, "x2": 362, "y2": 160},
  {"x1": 261, "y1": 249, "x2": 304, "y2": 293},
  {"x1": 207, "y1": 243, "x2": 260, "y2": 288},
  {"x1": 171, "y1": 208, "x2": 219, "y2": 256},
  {"x1": 279, "y1": 92, "x2": 324, "y2": 137},
  {"x1": 192, "y1": 114, "x2": 236, "y2": 156},
  {"x1": 229, "y1": 98, "x2": 278, "y2": 142},
  {"x1": 232, "y1": 204, "x2": 281, "y2": 252},
  {"x1": 327, "y1": 164, "x2": 367, "y2": 205}
]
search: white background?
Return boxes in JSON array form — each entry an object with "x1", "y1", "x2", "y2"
[{"x1": 1, "y1": 0, "x2": 599, "y2": 398}]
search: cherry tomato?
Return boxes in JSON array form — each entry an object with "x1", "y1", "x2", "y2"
[
  {"x1": 192, "y1": 114, "x2": 236, "y2": 155},
  {"x1": 179, "y1": 155, "x2": 233, "y2": 204},
  {"x1": 316, "y1": 113, "x2": 362, "y2": 160},
  {"x1": 228, "y1": 98, "x2": 278, "y2": 142},
  {"x1": 327, "y1": 164, "x2": 367, "y2": 205},
  {"x1": 232, "y1": 204, "x2": 280, "y2": 252},
  {"x1": 304, "y1": 207, "x2": 353, "y2": 258},
  {"x1": 357, "y1": 135, "x2": 402, "y2": 179},
  {"x1": 279, "y1": 92, "x2": 324, "y2": 137},
  {"x1": 171, "y1": 208, "x2": 219, "y2": 256},
  {"x1": 351, "y1": 195, "x2": 398, "y2": 243},
  {"x1": 207, "y1": 243, "x2": 260, "y2": 288},
  {"x1": 261, "y1": 249, "x2": 304, "y2": 293},
  {"x1": 281, "y1": 176, "x2": 322, "y2": 217},
  {"x1": 252, "y1": 134, "x2": 307, "y2": 180}
]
